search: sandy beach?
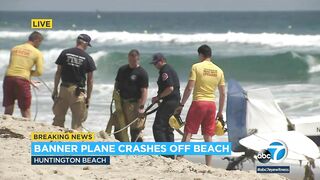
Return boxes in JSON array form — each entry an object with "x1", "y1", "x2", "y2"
[{"x1": 0, "y1": 115, "x2": 287, "y2": 180}]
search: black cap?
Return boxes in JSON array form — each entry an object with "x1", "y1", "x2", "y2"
[
  {"x1": 77, "y1": 34, "x2": 92, "y2": 47},
  {"x1": 150, "y1": 53, "x2": 165, "y2": 64}
]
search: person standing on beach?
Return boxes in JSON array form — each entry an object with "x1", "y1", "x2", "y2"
[
  {"x1": 151, "y1": 53, "x2": 181, "y2": 159},
  {"x1": 52, "y1": 34, "x2": 96, "y2": 131},
  {"x1": 112, "y1": 49, "x2": 148, "y2": 142},
  {"x1": 175, "y1": 45, "x2": 225, "y2": 166},
  {"x1": 3, "y1": 31, "x2": 44, "y2": 118}
]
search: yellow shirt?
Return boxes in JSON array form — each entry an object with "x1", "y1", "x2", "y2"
[
  {"x1": 189, "y1": 59, "x2": 225, "y2": 101},
  {"x1": 6, "y1": 43, "x2": 44, "y2": 80}
]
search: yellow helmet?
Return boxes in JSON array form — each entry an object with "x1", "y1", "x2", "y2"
[
  {"x1": 215, "y1": 117, "x2": 226, "y2": 136},
  {"x1": 169, "y1": 114, "x2": 184, "y2": 129}
]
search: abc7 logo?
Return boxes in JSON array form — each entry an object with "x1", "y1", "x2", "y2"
[{"x1": 257, "y1": 141, "x2": 288, "y2": 163}]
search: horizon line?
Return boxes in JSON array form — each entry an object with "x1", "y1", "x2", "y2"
[{"x1": 1, "y1": 10, "x2": 320, "y2": 13}]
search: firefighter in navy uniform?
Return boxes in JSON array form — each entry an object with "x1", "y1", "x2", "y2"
[{"x1": 151, "y1": 53, "x2": 181, "y2": 159}]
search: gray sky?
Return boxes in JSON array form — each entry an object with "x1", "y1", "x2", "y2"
[{"x1": 1, "y1": 0, "x2": 320, "y2": 12}]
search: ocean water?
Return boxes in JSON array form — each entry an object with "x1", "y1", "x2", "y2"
[{"x1": 0, "y1": 11, "x2": 319, "y2": 142}]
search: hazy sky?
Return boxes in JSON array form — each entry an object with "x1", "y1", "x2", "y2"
[{"x1": 1, "y1": 0, "x2": 320, "y2": 12}]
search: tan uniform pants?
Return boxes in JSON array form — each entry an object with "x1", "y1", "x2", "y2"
[
  {"x1": 52, "y1": 85, "x2": 87, "y2": 131},
  {"x1": 122, "y1": 101, "x2": 144, "y2": 142},
  {"x1": 108, "y1": 100, "x2": 144, "y2": 142}
]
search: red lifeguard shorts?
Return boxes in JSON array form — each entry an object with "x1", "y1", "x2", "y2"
[
  {"x1": 184, "y1": 101, "x2": 216, "y2": 136},
  {"x1": 3, "y1": 76, "x2": 31, "y2": 110}
]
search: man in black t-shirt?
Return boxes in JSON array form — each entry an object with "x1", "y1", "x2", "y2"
[
  {"x1": 113, "y1": 49, "x2": 148, "y2": 142},
  {"x1": 52, "y1": 34, "x2": 96, "y2": 131},
  {"x1": 151, "y1": 53, "x2": 181, "y2": 158}
]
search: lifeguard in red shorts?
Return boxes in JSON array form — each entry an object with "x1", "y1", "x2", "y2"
[
  {"x1": 175, "y1": 44, "x2": 226, "y2": 166},
  {"x1": 3, "y1": 31, "x2": 44, "y2": 118}
]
